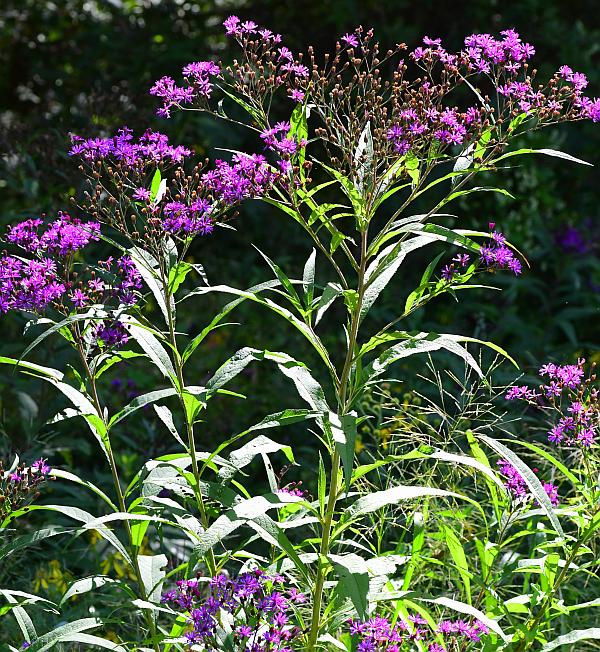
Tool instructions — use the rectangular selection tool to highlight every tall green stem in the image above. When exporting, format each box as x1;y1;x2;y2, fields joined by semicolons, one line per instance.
76;343;160;652
307;230;369;651
159;268;217;577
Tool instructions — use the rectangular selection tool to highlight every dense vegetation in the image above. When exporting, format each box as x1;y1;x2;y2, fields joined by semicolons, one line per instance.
0;2;599;651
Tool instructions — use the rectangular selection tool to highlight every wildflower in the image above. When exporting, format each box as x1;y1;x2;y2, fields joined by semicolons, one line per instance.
341;33;359;48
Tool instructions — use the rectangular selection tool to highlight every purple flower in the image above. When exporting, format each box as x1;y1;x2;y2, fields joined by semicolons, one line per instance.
149;76;195;117
95;321;130;348
223;15;242;36
70;289;89;308
202;153;278;205
69;128;191;165
133;187;151;201
341;33;359;48
31;458;51;475
288;88;305;102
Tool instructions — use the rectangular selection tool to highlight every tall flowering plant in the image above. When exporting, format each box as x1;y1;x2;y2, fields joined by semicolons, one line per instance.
1;17;599;652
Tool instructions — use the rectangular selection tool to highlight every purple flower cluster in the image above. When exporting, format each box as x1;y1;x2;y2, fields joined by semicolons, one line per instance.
202;153;278;205
497;460;560;506
348;613;490;651
162;569;305;650
441;253;471;281
151;60;220;118
505;359;598;449
386;104;479;154
463;30;535;74
1;458;52;522
278;481;308;498
0;256;66;313
1;215;142;350
223;16;282;43
69;127;191;165
411;30;598;123
161;199;214;236
6;214;100;256
260;122;306;157
479;228;522;275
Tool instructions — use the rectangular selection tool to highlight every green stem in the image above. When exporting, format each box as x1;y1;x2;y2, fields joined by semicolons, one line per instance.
159;267;217;577
76;342;160;652
307;230;369;651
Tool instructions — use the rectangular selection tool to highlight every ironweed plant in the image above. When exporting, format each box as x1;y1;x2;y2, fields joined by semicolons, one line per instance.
1;18;599;652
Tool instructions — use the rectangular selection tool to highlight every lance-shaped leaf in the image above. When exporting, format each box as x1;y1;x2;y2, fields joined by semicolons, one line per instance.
491;147;592;166
60;576;127;606
25;618;104;652
183;284;335;377
479;435;565;541
0;356;110;460
542;630;600;652
329;553;370;620
361;235;446;323
325;412;358;493
122;316;177;384
129;246;172;324
208;347;329;412
345;485;467;520
358;333;483;397
219;434;295;482
354;121;373;193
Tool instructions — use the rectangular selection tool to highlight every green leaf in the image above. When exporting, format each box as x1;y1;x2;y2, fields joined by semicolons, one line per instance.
183;286;335;377
329;553;369;619
181;279;281;364
129;246;172;325
302;248;317;307
0;525;73;561
0;356;110;459
404;252;445;313
479;435;566;541
122;316;177;384
25;618;102;651
138;554;168;605
255;246;302;308
440;524;471;602
492;147;592;167
150;168;162;201
359;332;483;394
402;511;425;590
315;283;344;326
541;629;600;652
361;235;441;322
326;412;358;494
218;434;295;482
168;261;194;296
154;404;186;448
440;186;514;208
58;634;126;651
507;112;528;132
2;505;132;565
60;576;125;606
354;121;374;194
207;347;330;412
51;469;118;511
345;485;467;520
108;388;179;428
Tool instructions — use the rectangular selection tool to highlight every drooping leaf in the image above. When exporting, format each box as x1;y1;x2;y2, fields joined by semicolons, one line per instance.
479;435;565;541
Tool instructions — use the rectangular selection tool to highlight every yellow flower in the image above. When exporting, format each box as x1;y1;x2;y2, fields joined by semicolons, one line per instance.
354;435;365;454
33;560;71;594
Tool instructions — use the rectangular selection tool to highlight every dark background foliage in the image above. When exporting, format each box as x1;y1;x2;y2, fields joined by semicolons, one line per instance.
0;0;598;634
